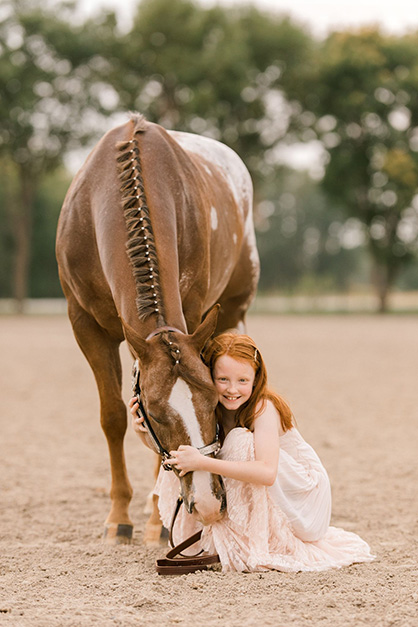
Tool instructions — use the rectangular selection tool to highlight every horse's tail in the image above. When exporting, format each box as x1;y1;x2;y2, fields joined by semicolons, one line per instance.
116;115;165;324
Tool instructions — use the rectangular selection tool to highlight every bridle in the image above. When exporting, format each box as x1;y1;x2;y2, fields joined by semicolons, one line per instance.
131;327;220;471
131;359;220;470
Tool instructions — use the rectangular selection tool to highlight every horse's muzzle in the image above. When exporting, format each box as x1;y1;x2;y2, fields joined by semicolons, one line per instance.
181;473;226;525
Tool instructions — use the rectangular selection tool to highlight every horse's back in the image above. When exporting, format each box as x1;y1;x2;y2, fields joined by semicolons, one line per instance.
167;130;259;310
168;130;253;215
57;118;259;330
56;122;139;327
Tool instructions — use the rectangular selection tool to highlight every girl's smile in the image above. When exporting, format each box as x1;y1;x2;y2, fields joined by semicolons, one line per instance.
213;354;255;411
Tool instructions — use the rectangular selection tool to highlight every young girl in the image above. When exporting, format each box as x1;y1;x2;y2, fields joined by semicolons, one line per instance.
129;333;374;573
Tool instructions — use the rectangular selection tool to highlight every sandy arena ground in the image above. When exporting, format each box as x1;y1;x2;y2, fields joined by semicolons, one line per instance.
1;314;417;627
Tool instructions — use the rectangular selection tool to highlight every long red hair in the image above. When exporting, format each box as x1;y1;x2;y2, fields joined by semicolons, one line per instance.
202;333;293;435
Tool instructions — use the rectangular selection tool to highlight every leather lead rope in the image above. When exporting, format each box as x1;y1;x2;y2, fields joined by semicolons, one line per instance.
168;496;203;558
155;530;220;575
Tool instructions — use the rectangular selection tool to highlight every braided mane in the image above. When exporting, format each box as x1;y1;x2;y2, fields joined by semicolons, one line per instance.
160;330;182;364
160;331;215;393
116;114;165;324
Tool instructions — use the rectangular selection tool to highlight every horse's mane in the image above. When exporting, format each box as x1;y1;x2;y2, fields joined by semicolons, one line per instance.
116;116;214;387
116;114;165;323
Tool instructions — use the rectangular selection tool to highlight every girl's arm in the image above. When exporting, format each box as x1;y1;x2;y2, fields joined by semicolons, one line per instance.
167;401;280;486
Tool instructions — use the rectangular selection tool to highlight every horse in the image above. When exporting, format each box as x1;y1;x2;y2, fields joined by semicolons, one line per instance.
56;113;259;544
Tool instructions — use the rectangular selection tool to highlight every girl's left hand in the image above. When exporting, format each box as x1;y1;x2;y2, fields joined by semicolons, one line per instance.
128;396;148;434
166;445;203;476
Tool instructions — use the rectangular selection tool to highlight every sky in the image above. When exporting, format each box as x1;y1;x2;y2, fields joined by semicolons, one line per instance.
79;0;418;38
64;0;418;173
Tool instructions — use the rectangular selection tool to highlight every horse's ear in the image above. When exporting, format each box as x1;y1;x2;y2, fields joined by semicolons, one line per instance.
190;304;220;350
121;318;150;361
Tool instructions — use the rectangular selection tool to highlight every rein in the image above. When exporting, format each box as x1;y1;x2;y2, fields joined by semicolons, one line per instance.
132;363;173;469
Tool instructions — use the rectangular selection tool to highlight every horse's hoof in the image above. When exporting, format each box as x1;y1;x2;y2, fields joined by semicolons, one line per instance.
103;523;133;545
143;522;163;546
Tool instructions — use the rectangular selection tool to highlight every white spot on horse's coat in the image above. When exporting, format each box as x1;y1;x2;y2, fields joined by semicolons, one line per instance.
169;129;260;289
233;233;237;244
169;131;252;209
203;165;212;176
168;379;205;448
247;226;259;273
179;270;194;294
236;320;246;333
211;206;218;231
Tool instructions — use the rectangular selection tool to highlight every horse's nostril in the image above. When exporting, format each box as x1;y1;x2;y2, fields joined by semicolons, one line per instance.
216;476;226;502
221;492;227;513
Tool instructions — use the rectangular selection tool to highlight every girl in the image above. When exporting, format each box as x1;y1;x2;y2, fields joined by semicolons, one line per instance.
129;333;374;573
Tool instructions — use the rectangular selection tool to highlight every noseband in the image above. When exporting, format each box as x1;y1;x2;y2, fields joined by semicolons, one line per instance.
131;345;220;471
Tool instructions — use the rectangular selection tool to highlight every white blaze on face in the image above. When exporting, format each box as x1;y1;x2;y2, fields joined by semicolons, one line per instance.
168;378;221;522
168;378;205;449
211;206;218;231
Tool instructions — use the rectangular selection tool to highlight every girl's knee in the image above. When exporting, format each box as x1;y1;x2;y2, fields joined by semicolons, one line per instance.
220;428;254;461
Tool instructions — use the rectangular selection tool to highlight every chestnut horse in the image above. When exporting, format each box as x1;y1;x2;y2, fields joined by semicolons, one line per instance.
56;114;259;544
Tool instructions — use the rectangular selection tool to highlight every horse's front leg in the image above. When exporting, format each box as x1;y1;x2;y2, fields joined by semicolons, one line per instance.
101;395;134;545
68;299;133;544
143;453;164;545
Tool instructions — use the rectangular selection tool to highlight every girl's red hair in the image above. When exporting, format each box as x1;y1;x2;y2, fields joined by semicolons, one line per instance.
202;333;293;435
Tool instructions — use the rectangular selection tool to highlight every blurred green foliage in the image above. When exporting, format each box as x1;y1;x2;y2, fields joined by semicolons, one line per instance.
1;0;418;311
0;159;71;296
305;29;418;309
255;168;365;293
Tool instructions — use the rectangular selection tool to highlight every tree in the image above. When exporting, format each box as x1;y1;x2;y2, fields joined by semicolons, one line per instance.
30;167;72;297
0;0;120;308
113;0;314;189
255;168;364;293
306;29;418;311
0;158;17;298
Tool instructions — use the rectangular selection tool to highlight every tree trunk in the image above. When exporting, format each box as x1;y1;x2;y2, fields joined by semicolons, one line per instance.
371;260;398;314
12;170;36;313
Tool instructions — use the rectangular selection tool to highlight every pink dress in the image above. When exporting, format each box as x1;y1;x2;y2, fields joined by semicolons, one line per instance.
155;427;375;573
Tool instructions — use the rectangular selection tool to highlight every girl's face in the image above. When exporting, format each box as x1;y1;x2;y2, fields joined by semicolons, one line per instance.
213;354;256;411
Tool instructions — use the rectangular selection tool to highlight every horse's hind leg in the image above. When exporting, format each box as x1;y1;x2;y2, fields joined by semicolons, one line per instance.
67;298;133;544
216;292;251;334
216;263;259;334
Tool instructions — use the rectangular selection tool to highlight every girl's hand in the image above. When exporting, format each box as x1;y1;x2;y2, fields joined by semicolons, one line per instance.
128;396;148;434
166;445;203;477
